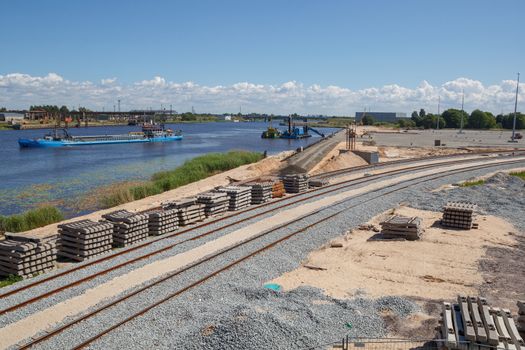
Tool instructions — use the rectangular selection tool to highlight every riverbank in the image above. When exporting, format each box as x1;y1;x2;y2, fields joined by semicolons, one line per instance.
16;149;292;238
98;151;264;208
3;118;227;131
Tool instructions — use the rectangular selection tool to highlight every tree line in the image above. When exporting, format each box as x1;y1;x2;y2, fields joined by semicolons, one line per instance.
395;108;523;130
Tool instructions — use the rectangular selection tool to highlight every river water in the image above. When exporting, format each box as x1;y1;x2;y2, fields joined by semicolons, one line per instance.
0;122;338;216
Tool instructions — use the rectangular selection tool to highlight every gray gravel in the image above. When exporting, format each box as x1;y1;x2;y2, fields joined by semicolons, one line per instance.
408;171;525;230
3;159;525;349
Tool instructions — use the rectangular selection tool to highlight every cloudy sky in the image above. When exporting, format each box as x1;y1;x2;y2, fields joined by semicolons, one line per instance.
1;0;523;115
0;73;523;115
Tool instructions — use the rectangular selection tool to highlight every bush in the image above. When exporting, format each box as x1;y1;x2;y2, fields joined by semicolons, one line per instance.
0;206;64;233
361;115;375;125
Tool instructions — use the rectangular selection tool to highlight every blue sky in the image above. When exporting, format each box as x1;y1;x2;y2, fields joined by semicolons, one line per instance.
0;0;523;114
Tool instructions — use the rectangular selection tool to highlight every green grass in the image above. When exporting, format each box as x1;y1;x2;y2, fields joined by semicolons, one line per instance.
459;179;485;187
101;151;264;208
510;171;525;180
0;206;64;233
0;275;23;288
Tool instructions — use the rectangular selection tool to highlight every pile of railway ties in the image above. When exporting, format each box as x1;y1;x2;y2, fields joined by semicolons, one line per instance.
0;174;322;275
441;296;524;350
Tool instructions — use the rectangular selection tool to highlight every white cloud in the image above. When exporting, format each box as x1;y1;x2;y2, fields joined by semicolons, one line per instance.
0;73;523;115
101;77;117;85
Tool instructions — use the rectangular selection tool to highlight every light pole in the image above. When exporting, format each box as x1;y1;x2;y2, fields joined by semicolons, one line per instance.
436;95;440;130
511;72;520;142
459;89;464;134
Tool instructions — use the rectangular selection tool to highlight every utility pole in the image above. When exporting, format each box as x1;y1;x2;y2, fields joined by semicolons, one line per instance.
118;99;121;113
459;89;465;134
437;95;441;130
170;104;172;118
511;72;520;142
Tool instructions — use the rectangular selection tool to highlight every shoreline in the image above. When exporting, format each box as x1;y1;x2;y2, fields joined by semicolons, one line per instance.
12;149;294;238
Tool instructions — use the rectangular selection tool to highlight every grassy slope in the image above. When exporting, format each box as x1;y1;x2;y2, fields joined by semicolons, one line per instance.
101;150;263;207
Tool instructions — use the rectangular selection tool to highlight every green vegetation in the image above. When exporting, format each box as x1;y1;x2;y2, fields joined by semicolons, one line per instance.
0;206;64;233
101;151;264;207
0;275;23;288
510;171;525;180
308;117;355;128
406;108;524;130
361;115;375;126
459;179;485;187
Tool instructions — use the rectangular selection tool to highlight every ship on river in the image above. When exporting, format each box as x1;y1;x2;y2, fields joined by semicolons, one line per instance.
18;123;182;148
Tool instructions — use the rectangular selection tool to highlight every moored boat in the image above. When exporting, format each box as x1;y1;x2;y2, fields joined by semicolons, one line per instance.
18;124;182;148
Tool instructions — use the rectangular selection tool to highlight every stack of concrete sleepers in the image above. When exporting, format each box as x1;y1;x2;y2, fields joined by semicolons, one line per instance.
308;178;328;188
379;215;423;240
271;180;285;198
102;210;149;247
441;296;524;350
517;301;525;333
197;192;229;217
248;181;273;204
0;233;57;277
165;198;206;226
282;174;309;193
217;186;252;211
58;219;113;261
148;208;179;236
441;202;478;230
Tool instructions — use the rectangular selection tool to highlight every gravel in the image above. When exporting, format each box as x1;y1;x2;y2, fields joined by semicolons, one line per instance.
408;171;525;230
3;160;525;349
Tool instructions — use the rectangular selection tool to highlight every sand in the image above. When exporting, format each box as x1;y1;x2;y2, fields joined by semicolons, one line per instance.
271;206;518;301
309;142;369;175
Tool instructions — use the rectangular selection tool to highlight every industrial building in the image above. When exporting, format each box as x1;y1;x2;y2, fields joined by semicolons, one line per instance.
355;111;407;123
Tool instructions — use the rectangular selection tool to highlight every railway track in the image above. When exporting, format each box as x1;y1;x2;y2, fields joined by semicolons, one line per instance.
0;153;519;316
3;151;519;304
11;157;525;350
311;149;525;179
0;153;520;315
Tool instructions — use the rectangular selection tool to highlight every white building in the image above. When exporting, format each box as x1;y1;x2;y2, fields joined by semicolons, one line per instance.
0;112;25;123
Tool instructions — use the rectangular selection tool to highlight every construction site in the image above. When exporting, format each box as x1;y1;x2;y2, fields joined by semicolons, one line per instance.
0;125;524;350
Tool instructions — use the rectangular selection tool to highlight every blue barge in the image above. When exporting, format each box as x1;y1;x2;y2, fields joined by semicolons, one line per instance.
18;124;182;148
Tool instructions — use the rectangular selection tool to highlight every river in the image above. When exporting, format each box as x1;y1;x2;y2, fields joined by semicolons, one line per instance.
0;122;338;217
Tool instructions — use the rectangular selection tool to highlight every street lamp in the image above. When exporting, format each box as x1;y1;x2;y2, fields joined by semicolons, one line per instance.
511;72;520;142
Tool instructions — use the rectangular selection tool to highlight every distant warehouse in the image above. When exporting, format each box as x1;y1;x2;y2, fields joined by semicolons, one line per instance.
355;112;406;123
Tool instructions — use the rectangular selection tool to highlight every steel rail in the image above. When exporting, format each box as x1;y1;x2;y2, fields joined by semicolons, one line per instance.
16;158;525;350
312;149;525;179
0;155;515;315
1;151;518;301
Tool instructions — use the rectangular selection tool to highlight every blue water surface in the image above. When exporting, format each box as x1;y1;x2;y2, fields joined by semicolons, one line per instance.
0;122;338;216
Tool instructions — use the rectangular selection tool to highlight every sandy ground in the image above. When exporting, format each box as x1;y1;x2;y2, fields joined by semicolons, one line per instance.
22;151;292;239
310;142;369;174
271;207;518;302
